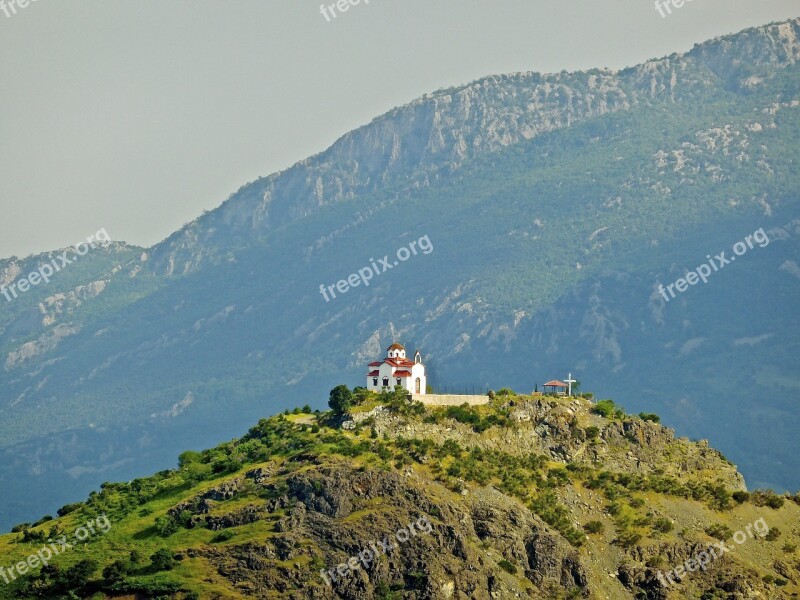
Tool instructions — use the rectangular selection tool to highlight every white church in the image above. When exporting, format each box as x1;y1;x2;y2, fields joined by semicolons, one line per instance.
366;343;427;395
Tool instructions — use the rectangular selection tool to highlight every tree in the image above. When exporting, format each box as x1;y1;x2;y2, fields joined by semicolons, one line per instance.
328;385;353;415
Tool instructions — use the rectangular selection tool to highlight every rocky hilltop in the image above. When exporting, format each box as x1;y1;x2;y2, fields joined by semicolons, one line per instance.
1;389;798;599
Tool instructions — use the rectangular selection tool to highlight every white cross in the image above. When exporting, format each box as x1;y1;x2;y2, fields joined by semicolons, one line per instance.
565;373;577;396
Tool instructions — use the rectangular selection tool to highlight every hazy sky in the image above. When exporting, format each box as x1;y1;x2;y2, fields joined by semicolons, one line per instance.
1;0;797;258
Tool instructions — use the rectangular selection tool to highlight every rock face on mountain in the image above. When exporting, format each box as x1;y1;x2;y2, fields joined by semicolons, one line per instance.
147;19;800;275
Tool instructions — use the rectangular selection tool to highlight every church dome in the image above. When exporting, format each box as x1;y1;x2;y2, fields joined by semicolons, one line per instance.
387;343;405;351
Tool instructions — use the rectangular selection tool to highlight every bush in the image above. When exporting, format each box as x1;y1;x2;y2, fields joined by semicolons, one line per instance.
211;530;237;543
592;400;623;419
765;527;781;541
583;521;604;534
495;388;516;397
751;490;785;509
154;515;179;537
615;530;643;548
705;524;733;540
584;426;600;440
498;559;517;574
102;559;130;583
150;548;176;571
638;413;661;423
652;517;673;533
56;503;82;517
732;491;750;504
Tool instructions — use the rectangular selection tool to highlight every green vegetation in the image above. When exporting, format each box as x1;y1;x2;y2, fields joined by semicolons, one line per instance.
591;400;625;420
1;389;799;598
498;559;518;575
328;384;354;415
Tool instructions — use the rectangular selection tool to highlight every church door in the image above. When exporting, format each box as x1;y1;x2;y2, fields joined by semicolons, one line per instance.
415;378;421;393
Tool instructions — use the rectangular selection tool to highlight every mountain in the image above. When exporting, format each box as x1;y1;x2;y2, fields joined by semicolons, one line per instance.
1;391;798;599
1;18;799;530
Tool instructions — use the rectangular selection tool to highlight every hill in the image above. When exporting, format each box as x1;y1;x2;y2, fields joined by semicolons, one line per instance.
0;18;799;529
0;389;799;599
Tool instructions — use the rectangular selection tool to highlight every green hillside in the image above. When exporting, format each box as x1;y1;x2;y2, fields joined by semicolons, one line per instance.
1;389;799;599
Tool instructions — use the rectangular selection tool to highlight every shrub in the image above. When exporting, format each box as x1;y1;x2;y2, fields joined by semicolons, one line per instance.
652;517;673;533
57;503;82;517
732;491;750;504
154;515;179;537
102;559;130;583
150;548;176;571
585;426;600;440
705;524;733;540
498;559;517;575
638;413;661;423
583;521;604;534
615;530;643;548
751;490;785;509
211;530;237;543
765;528;781;541
592;400;620;419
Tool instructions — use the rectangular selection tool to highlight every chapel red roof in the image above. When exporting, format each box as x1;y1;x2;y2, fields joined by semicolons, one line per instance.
385;358;414;367
367;370;380;377
393;370;412;377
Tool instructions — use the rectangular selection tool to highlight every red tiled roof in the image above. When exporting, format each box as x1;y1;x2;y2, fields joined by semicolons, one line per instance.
543;380;568;387
385;358;415;367
393;370;412;377
367;370;379;377
387;343;405;350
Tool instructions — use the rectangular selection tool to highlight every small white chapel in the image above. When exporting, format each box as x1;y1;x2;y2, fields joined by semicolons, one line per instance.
366;343;427;395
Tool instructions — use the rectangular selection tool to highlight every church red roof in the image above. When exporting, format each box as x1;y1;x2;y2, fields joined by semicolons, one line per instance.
367;370;379;377
393;370;412;377
385;358;414;367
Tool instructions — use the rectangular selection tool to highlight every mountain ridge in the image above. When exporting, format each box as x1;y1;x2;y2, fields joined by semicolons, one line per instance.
0;17;798;530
